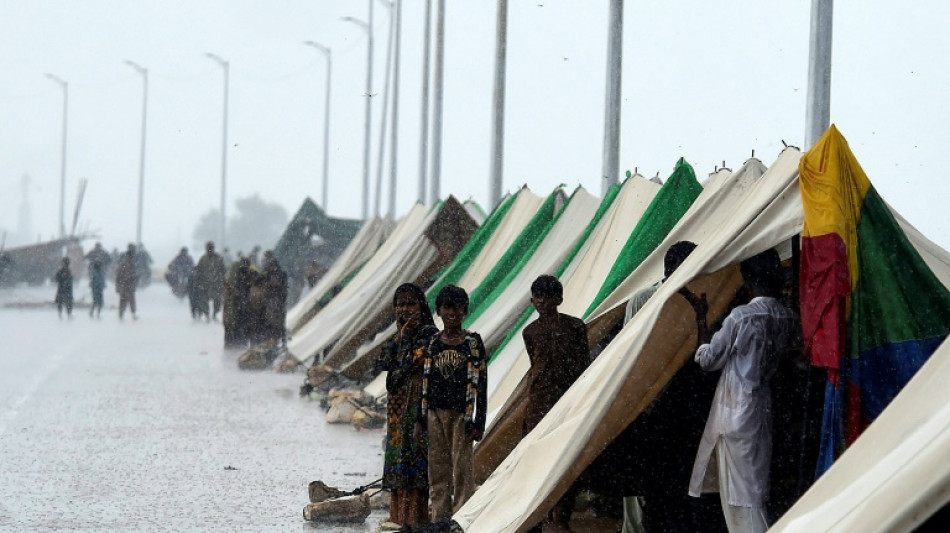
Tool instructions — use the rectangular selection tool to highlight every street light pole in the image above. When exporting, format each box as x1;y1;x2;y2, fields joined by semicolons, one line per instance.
45;73;68;238
206;53;230;249
125;60;148;246
304;41;332;213
417;0;433;205
373;0;394;218
388;0;402;217
489;0;509;210
343;1;374;220
602;0;623;195
430;0;446;204
805;0;834;148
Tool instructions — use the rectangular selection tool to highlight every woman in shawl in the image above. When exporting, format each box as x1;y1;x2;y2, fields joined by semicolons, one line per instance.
376;283;438;528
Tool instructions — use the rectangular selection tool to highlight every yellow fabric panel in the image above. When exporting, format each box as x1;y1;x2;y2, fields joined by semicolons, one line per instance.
799;124;871;290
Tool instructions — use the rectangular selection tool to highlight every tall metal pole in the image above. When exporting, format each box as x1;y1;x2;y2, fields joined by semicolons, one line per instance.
373;1;394;218
206;53;230;248
805;0;834;149
489;0;509;210
45;74;68;238
343;5;374;220
126;61;148;245
388;0;402;217
417;0;433;205
304;41;332;213
602;0;623;195
430;0;446;204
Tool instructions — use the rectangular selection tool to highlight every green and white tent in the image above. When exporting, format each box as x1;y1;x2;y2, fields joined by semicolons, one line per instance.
354;187;568;380
454;145;950;532
462;186;601;351
349;187;553;382
484;174;661;414
485;160;706;421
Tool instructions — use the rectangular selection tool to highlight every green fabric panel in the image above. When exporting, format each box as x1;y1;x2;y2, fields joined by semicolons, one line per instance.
462;189;562;327
849;186;950;356
465;187;578;327
488;183;623;363
583;158;703;318
425;192;517;309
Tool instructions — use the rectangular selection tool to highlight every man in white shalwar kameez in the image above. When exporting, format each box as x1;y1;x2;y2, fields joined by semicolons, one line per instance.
685;249;800;533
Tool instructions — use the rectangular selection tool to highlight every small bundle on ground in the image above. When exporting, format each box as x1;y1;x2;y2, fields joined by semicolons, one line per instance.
237;339;283;370
302;493;370;523
302;479;385;525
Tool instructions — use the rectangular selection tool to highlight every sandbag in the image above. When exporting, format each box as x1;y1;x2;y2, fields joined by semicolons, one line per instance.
325;400;357;424
302;493;370;523
351;406;386;430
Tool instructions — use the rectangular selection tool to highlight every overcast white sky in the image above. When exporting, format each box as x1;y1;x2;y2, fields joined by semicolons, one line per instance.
1;1;948;261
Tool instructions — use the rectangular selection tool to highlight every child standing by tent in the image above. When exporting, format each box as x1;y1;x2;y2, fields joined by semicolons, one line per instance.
522;274;590;532
415;285;488;524
376;283;439;529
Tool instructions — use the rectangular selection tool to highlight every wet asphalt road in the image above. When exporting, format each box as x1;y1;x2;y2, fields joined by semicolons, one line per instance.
0;285;385;532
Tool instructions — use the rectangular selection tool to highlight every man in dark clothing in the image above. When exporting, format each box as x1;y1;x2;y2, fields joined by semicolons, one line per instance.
115;244;139;320
522;275;590;532
53;257;74;318
166;247;195;299
227;256;256;347
194;241;226;321
85;242;112;273
261;251;288;343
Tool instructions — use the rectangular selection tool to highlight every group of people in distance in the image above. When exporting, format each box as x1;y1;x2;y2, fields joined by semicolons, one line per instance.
167;241;289;349
52;242;145;320
376;243;799;533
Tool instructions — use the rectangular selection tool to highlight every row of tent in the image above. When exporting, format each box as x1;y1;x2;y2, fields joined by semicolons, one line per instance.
283;126;950;532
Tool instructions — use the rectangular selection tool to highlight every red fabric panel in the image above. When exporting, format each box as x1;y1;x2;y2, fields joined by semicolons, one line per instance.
800;233;851;369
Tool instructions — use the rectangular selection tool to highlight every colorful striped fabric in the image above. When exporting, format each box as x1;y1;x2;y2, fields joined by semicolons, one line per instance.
799;125;950;476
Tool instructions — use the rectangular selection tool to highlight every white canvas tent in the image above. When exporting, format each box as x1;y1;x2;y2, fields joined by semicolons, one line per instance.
769;336;950;532
484;176;663;415
347;187;549;382
464;186;602;351
287;198;478;367
285;216;393;333
454;146;950;532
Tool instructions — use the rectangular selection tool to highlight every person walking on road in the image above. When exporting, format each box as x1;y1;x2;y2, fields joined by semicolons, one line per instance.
53;257;74;319
115;244;139;320
194;241;226;322
89;260;106;318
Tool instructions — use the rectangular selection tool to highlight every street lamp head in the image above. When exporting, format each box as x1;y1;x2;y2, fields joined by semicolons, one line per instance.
124;60;147;75
303;40;331;55
206;52;228;66
341;16;370;31
45;73;67;86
